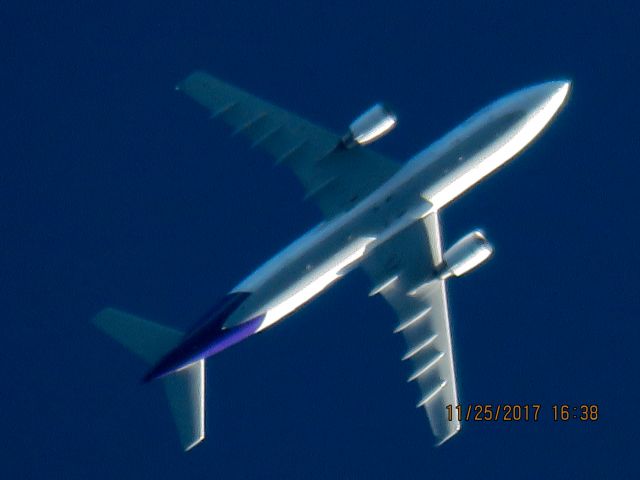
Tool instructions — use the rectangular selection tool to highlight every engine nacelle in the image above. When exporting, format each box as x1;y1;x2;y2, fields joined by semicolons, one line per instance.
443;231;493;278
342;103;397;148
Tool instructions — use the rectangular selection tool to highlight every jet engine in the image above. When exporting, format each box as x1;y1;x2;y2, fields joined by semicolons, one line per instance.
342;103;397;148
442;231;493;278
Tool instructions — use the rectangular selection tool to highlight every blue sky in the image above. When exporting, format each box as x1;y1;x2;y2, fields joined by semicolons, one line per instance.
3;1;638;478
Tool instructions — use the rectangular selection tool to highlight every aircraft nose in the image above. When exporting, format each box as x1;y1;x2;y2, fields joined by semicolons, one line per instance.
546;79;571;104
526;79;572;113
500;79;571;129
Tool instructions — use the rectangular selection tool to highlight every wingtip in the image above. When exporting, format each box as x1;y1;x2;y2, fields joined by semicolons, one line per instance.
91;307;117;330
175;70;208;93
183;434;205;452
434;428;460;447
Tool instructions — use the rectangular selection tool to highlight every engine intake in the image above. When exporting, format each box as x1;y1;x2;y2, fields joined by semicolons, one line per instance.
443;231;493;278
342;103;397;148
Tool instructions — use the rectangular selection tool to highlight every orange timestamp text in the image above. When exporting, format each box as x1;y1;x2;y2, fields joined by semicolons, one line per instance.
446;404;600;422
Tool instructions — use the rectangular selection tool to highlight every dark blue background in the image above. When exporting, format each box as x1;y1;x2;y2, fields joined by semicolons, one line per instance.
3;1;638;478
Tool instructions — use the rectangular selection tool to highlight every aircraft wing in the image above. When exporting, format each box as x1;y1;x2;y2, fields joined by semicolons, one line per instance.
178;71;400;218
361;211;461;445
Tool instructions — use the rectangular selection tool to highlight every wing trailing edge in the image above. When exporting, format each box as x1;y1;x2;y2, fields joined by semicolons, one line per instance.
361;213;461;446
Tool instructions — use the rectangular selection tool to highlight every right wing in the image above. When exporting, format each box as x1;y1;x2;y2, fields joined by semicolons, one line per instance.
361;211;461;445
177;71;400;219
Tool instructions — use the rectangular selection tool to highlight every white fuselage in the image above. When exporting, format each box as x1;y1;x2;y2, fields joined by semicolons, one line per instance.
224;81;570;332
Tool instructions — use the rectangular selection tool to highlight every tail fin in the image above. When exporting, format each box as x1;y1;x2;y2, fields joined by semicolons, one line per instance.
92;308;206;451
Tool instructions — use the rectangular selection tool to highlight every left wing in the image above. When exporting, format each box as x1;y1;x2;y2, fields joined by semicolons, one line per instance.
361;211;461;445
178;71;400;219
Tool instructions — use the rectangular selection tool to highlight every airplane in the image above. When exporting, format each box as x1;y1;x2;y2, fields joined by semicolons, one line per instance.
93;72;571;451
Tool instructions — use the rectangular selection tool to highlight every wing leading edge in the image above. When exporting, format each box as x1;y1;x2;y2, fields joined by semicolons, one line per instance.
362;211;461;445
177;71;400;219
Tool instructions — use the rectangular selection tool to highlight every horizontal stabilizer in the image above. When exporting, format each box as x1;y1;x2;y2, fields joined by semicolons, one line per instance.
92;308;183;365
92;308;206;450
163;360;206;451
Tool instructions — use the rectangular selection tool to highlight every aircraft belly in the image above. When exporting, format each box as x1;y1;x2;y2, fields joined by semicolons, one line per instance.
255;238;373;332
225;233;376;330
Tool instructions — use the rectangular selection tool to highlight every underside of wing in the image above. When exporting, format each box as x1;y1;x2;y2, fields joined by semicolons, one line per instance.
361;211;461;445
178;71;400;218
